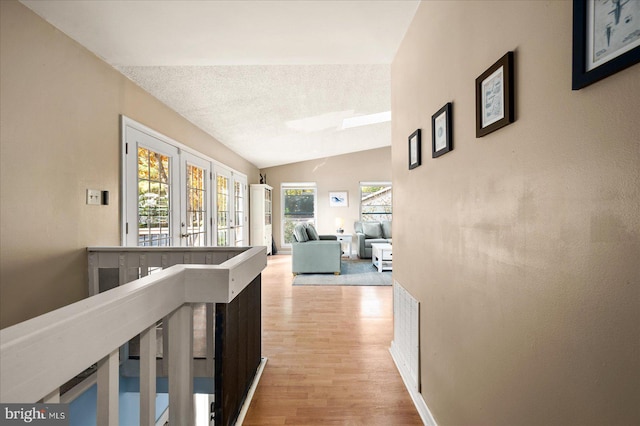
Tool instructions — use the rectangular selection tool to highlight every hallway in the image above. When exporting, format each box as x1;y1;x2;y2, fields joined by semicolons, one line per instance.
243;255;422;425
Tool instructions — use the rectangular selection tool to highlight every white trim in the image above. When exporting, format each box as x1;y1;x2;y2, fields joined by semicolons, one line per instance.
235;357;268;425
389;346;437;426
359;181;391;186
155;406;169;426
60;372;97;404
281;182;317;188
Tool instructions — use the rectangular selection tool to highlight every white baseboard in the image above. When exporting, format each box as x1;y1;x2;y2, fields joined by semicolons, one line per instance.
236;357;268;425
389;346;437;426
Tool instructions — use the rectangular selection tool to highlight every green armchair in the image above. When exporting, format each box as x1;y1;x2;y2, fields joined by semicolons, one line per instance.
291;223;341;275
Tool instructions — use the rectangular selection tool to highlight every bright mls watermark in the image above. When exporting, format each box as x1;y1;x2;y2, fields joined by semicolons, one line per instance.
0;404;68;426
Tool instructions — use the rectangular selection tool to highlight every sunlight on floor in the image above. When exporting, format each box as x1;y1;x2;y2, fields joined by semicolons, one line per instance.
359;286;385;317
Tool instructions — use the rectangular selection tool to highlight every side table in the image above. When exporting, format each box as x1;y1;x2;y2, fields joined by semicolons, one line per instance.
335;234;354;259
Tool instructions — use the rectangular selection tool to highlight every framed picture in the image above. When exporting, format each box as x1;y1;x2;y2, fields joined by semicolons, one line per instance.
432;102;453;158
329;191;348;207
572;0;640;90
408;129;421;169
475;51;515;138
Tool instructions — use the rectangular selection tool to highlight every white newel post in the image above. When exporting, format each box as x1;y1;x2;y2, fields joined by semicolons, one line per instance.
97;350;119;426
168;303;194;425
140;325;157;426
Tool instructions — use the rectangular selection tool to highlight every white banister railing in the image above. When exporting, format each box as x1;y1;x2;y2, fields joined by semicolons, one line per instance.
0;245;266;425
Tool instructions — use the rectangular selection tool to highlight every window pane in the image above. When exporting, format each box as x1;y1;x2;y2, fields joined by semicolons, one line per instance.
186;164;206;247
361;185;392;222
217;175;230;246
138;147;171;246
283;187;316;245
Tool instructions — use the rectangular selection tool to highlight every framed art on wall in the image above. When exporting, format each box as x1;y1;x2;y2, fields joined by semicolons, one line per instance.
329;191;348;207
408;129;421;169
475;51;515;138
572;0;640;90
432;102;452;158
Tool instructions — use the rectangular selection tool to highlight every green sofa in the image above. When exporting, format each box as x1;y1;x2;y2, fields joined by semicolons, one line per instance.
354;220;392;259
291;223;341;275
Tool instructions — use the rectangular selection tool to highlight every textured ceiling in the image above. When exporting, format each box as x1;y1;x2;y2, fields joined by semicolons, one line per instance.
21;0;419;168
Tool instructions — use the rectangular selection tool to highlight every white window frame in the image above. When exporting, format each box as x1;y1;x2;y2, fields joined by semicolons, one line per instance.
281;182;317;248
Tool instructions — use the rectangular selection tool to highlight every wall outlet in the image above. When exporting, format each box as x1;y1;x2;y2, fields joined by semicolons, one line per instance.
86;189;101;205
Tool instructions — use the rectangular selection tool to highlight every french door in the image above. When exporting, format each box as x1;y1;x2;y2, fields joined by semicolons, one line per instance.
122;117;248;248
181;152;211;247
215;168;232;247
233;178;247;246
124;125;180;247
214;167;248;247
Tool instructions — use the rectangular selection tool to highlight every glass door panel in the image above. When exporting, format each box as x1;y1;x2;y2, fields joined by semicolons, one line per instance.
138;147;172;246
181;152;211;247
216;172;231;247
184;164;207;246
234;180;245;246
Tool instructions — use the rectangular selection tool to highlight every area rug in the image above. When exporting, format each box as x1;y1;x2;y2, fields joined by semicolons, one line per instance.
292;259;392;286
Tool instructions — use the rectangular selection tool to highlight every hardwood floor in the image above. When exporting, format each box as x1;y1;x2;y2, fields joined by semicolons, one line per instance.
243;255;422;425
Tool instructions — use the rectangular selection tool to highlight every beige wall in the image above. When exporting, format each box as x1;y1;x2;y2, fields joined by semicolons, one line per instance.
392;1;639;425
260;147;391;252
0;1;259;328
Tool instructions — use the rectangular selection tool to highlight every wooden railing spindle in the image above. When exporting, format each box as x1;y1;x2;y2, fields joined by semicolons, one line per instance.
97;350;119;426
140;324;157;426
168;303;194;425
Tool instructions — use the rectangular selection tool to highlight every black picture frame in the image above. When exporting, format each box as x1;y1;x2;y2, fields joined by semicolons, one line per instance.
408;129;421;169
432;102;453;158
572;0;640;90
475;51;515;138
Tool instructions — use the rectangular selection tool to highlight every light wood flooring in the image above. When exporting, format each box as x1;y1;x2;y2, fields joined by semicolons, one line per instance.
243;255;422;425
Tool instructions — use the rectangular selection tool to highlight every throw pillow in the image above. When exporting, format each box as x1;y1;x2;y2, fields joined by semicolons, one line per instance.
362;222;383;239
306;223;320;240
293;224;309;242
382;221;392;239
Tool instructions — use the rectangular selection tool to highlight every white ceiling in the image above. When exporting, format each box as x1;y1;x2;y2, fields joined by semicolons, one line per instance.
20;0;420;168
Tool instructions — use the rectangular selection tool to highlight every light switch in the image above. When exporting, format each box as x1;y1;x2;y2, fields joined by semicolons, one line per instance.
87;189;101;205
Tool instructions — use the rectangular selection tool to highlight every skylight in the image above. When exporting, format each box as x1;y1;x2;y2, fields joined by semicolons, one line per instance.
341;111;391;129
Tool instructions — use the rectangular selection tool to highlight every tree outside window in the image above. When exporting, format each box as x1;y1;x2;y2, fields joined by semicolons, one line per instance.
282;186;316;245
360;184;392;222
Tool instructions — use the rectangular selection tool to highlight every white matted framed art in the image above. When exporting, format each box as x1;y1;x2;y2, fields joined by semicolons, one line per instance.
329;191;348;207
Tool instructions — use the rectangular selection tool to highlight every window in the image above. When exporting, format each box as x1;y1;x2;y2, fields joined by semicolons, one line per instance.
360;182;392;222
282;183;316;246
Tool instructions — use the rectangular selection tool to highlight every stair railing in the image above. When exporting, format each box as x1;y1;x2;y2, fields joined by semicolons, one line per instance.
0;245;266;426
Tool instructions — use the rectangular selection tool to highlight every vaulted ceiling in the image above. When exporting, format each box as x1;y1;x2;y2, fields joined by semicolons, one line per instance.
21;0;419;168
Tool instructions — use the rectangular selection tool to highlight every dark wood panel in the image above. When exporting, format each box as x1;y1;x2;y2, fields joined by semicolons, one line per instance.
215;275;262;425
